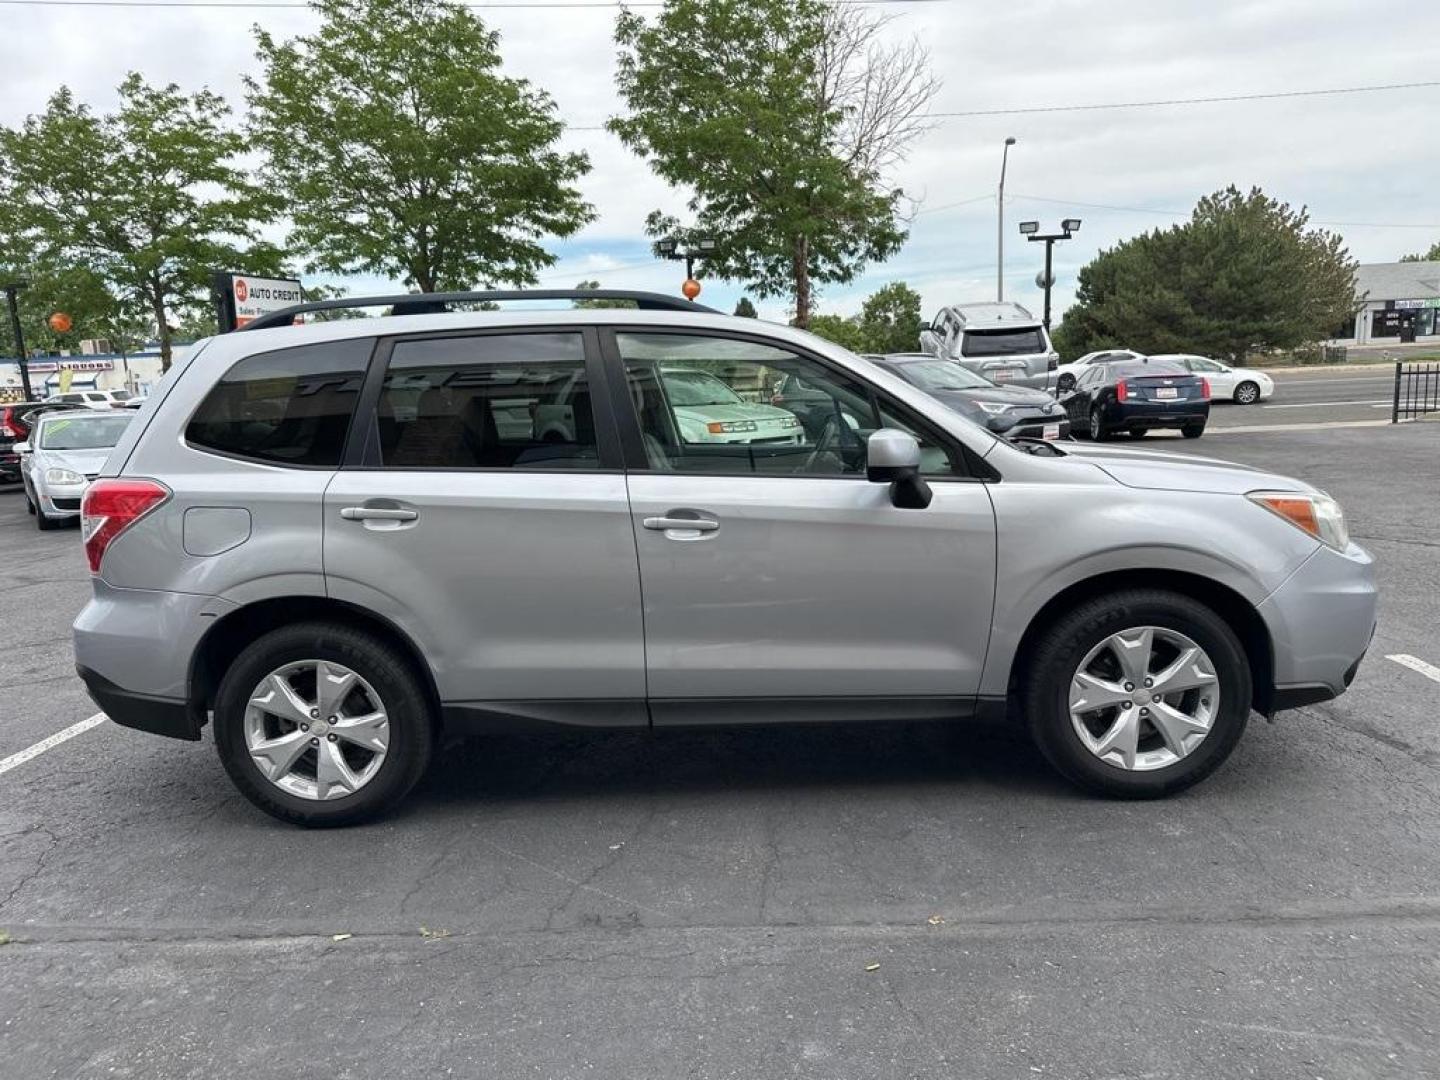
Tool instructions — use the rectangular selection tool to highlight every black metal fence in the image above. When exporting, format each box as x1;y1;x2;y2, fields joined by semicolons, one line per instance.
1392;362;1440;423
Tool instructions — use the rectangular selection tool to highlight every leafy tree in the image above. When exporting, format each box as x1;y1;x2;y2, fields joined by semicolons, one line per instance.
733;297;758;318
805;313;867;352
1400;241;1440;263
610;0;934;328
572;279;637;309
248;0;594;294
1059;186;1357;363
1;76;282;368
854;281;922;353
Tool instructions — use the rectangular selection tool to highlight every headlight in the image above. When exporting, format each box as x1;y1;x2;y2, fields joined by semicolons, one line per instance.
975;401;1013;415
45;467;85;485
1247;491;1349;550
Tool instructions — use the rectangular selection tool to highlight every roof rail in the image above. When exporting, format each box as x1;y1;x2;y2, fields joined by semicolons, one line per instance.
237;289;719;332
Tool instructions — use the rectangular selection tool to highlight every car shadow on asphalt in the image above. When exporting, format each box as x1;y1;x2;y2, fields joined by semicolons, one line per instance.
413;718;1074;811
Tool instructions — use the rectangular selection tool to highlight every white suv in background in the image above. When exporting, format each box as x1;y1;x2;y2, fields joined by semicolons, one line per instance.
918;302;1059;389
44;389;134;410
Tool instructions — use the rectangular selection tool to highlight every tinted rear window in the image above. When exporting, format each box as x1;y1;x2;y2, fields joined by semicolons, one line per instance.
1111;360;1188;378
961;328;1046;357
186;339;371;466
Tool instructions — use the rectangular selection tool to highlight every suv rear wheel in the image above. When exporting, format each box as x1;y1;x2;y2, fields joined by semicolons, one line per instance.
1023;589;1251;798
213;622;435;826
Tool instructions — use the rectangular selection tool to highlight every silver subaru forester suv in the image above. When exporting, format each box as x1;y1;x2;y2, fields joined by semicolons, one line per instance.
73;291;1377;826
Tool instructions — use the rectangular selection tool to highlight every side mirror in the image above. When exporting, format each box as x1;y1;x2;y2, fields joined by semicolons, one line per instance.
12;442;29;454
865;429;932;510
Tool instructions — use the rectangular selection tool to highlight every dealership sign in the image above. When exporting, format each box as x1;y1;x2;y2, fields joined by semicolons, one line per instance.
23;359;115;373
1392;297;1440;310
212;272;305;332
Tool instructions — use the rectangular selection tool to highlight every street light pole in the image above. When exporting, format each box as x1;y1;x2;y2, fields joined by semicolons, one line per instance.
997;136;1016;303
2;281;35;401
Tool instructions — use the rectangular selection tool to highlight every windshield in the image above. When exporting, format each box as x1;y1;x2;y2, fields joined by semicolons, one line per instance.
662;370;744;407
961;327;1046;357
38;413;132;450
895;360;992;392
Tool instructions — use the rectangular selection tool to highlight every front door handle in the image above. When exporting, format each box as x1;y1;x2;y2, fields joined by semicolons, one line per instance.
340;506;418;522
643;516;719;532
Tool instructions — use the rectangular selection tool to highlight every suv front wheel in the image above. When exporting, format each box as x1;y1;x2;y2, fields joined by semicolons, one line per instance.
1023;589;1251;798
213;622;435;826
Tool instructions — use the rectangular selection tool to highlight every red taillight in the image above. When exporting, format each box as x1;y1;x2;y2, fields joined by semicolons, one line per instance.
1200;377;1211;400
81;479;170;574
0;409;17;439
1116;379;1129;402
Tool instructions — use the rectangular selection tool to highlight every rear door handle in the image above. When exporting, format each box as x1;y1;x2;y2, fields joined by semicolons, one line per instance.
340;507;418;522
643;516;719;532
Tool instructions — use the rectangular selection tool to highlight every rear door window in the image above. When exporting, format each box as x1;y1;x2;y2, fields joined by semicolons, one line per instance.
186;339;371;467
371;332;599;470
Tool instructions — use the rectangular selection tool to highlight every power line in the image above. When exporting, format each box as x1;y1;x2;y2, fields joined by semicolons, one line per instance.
0;0;943;7
928;80;1440;118
1011;193;1440;230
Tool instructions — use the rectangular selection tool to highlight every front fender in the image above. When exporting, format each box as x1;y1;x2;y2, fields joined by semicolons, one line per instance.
980;483;1318;696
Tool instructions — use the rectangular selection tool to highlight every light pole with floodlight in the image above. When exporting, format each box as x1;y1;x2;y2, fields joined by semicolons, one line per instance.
1;279;35;401
996;137;1016;302
1018;218;1081;331
655;236;719;300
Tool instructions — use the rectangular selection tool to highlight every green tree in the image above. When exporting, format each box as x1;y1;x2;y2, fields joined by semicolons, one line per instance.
572;279;636;309
1059;186;1357;363
854;281;922;353
733;296;758;318
1;76;282;368
1399;241;1440;263
804;313;867;352
610;0;934;329
248;0;594;294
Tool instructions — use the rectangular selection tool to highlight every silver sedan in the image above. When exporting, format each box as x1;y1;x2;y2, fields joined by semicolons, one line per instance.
18;410;133;531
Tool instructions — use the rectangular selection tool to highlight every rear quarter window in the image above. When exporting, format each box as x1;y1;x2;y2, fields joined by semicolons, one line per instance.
186;339;372;467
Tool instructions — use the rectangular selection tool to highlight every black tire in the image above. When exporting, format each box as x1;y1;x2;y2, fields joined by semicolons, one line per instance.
1057;374;1076;393
213;622;435;827
25;494;36;515
1023;589;1251;798
1126;428;1147;439
1181;422;1206;439
1233;381;1260;405
1089;408;1110;442
36;508;60;530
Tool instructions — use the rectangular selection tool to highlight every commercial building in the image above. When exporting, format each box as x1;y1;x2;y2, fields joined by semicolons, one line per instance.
1339;261;1440;345
0;345;181;404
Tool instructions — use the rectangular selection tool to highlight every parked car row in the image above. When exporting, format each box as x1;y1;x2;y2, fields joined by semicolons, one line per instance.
7;409;135;529
1056;349;1274;403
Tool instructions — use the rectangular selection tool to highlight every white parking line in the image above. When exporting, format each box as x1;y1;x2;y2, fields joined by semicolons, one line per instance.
1262;399;1392;409
0;713;107;777
1387;654;1440;685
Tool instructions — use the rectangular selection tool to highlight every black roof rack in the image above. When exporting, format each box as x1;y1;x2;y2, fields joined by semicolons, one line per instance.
237;289;718;332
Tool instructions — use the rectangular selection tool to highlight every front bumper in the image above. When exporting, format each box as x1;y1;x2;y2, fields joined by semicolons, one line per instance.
1000;413;1070;440
37;480;87;518
1259;541;1378;711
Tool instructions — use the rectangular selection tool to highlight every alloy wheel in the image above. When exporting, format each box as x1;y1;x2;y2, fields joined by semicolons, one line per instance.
1235;382;1259;404
1068;626;1220;771
243;660;390;800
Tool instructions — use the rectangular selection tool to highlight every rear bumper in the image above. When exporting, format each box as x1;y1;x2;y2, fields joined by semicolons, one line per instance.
77;664;202;740
1109;404;1209;429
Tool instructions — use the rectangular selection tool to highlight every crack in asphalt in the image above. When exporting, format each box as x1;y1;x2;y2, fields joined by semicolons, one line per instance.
9;895;1440;948
0;822;60;914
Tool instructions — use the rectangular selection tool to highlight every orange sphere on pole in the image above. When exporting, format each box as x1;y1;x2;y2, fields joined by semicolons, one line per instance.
48;311;73;334
681;279;702;301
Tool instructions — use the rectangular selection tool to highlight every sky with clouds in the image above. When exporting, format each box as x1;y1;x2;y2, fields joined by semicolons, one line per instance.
4;0;1439;325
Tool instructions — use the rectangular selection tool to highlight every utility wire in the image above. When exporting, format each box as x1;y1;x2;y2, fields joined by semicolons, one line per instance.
928;80;1440;118
0;0;945;7
1011;193;1440;230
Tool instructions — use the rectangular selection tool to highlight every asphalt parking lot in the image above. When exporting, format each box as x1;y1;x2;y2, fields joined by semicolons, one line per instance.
2;415;1439;1079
